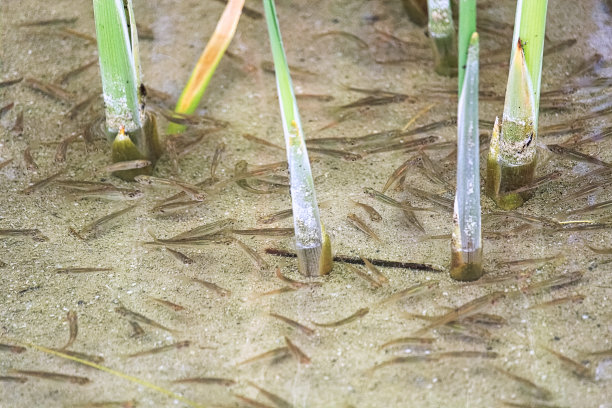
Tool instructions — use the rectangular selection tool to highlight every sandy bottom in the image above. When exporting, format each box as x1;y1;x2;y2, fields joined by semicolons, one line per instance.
1;0;611;407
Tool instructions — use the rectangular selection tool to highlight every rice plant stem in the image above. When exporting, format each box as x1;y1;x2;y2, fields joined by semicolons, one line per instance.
92;0;142;133
510;0;548;123
458;0;476;92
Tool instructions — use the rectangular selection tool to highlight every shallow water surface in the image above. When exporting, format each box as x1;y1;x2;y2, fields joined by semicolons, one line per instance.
1;0;611;407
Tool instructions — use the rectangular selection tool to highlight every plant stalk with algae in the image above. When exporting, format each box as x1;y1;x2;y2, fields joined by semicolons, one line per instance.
263;0;332;277
168;0;244;135
486;0;548;209
451;32;482;281
93;0;160;179
427;0;457;76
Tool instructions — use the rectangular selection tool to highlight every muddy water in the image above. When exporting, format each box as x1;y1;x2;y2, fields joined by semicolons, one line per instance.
1;0;611;407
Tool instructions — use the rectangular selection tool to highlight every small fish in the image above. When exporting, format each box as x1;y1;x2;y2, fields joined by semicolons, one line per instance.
126;340;191;358
69;400;136;408
209;142;226;181
414;291;506;335
363;188;433;212
258;208;293;224
11;111;23;133
21;169;65;194
0;102;14;118
378;337;436;350
275;267;317;289
566;199;612;216
10;369;89;385
165;247;194;265
315;30;368;49
24;77;73;101
284;336;311;365
586;244;612;254
66;94;97;119
521;271;584;294
149;297;185;311
57;59;97;84
191;277;231;297
0;228;48;242
71;204;137;240
419;150;450;187
247;380;294;408
18;17;78;26
55;134;80;163
296;93;334;101
254;286;296;298
115;306;176;333
142;234;232;248
528;294;585;310
505;171;563;195
312;307;369;327
172;377;236;386
497;254;564;269
346;264;382;288
0;343;27;353
498;400;567;408
230;228;294;237
492;366;553;401
261;60;315;76
23;146;39;171
62;310;78;350
269;313;315;336
135;175;205;201
347;213;381;242
0;77;23;87
237;346;290;366
351;200;382;222
365;135;439;154
129;321;144;337
234;394;276;408
376;282;438;306
55;267;113;274
359;255;388;284
243;133;285;150
232;237;270;270
57;27;97;44
587;348;612;358
307;146;362;161
170;218;236;240
150;199;203;214
52;349;104;364
547;144;612;168
340;94;410;110
104;160;151;173
0;376;27;383
542;346;593;380
0;158;14;170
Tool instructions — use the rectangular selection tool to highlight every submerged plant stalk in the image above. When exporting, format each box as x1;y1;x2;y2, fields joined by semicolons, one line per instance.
451;32;482;281
93;0;160;180
168;0;245;134
485;0;547;209
263;0;332;276
93;0;142;133
427;0;457;76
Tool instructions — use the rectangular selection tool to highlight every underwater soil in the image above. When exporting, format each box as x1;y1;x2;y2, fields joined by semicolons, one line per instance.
1;0;611;407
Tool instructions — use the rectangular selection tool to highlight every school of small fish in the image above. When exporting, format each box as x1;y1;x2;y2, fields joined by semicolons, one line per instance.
0;2;610;407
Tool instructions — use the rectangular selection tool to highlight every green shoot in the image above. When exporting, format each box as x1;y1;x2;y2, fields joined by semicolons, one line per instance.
510;0;548;123
168;0;245;134
486;0;547;209
93;0;160;180
427;0;457;76
451;32;482;281
457;0;476;91
263;0;332;276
